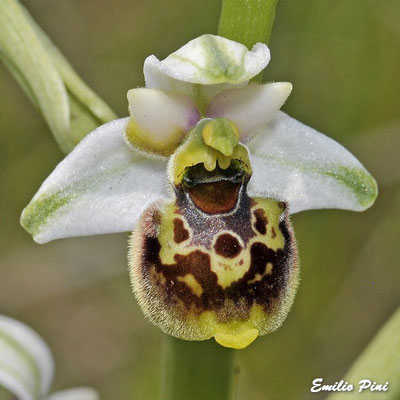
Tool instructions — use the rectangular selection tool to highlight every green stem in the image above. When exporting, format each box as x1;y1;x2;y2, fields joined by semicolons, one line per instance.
218;0;279;82
160;336;235;400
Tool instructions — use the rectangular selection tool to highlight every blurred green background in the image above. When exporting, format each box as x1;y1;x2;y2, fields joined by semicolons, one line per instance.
0;1;399;399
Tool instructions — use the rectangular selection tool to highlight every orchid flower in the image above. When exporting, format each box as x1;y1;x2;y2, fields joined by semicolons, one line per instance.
0;315;99;400
21;35;377;350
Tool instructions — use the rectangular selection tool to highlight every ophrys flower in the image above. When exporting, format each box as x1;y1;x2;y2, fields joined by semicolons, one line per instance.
21;35;377;349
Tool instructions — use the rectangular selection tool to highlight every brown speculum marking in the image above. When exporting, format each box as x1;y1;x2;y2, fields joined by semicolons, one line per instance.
173;218;189;243
254;208;268;235
214;233;242;258
143;237;224;310
139;161;295;321
141;218;292;319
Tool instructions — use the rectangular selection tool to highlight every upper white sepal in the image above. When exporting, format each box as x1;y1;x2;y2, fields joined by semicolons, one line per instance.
145;34;270;86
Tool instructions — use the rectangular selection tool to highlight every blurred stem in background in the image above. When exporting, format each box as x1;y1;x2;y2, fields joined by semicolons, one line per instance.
159;1;279;399
0;0;117;154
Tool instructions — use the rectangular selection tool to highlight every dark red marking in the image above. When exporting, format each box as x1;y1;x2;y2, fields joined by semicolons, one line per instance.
143;237;224;310
173;218;189;243
187;181;240;214
141;216;294;319
214;233;242;258
253;208;268;235
271;227;276;238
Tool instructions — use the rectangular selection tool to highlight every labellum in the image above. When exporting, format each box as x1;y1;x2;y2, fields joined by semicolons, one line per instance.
130;119;298;349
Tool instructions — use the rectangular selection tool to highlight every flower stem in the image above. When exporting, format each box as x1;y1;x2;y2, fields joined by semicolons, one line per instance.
218;0;279;82
160;336;235;400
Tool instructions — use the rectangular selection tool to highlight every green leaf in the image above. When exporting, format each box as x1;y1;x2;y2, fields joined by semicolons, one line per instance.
0;0;117;154
0;0;71;153
19;3;117;130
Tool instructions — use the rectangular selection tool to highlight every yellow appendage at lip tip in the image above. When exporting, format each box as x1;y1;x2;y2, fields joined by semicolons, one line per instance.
214;328;259;349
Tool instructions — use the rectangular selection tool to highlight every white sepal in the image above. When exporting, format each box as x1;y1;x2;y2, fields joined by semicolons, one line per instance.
146;34;270;86
21;118;168;243
143;35;269;111
144;54;246;111
0;315;54;400
207;82;292;142
45;388;99;400
247;112;378;213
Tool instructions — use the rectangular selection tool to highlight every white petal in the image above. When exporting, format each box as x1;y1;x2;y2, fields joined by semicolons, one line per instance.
207;82;292;142
0;315;54;400
247;112;378;213
45;388;99;400
21;118;168;244
127;88;199;155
